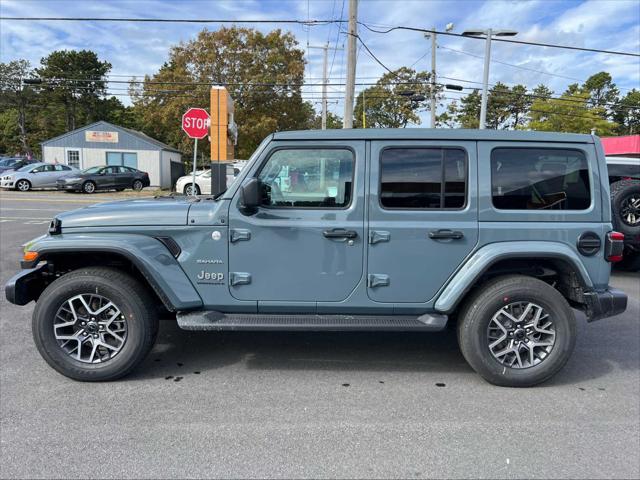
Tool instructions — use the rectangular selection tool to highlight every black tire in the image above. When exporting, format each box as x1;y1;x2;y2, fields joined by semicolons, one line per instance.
32;267;159;381
611;179;640;240
82;181;96;194
115;188;125;192
132;180;144;191
457;275;576;387
183;183;200;195
15;179;31;191
614;248;640;272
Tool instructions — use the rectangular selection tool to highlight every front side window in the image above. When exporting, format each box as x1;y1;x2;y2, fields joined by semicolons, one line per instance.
258;148;354;208
491;148;591;210
380;148;467;209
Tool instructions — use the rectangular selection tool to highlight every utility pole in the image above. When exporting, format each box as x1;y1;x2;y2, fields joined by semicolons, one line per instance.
462;28;518;129
429;27;437;128
310;43;343;129
343;0;358;128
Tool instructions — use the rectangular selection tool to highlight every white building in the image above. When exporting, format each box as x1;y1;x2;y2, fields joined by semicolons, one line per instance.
41;121;183;188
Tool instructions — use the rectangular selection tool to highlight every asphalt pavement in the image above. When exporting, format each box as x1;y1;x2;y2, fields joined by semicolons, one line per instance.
1;190;639;479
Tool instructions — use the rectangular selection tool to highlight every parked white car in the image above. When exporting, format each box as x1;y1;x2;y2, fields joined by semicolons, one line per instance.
1;162;79;191
175;161;246;195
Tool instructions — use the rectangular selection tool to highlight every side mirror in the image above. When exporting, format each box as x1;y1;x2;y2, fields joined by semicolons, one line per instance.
239;178;261;215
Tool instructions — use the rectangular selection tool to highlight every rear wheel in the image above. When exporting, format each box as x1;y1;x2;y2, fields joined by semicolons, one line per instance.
457;275;576;387
15;179;31;191
82;181;96;194
183;183;200;195
132;179;144;191
32;267;158;381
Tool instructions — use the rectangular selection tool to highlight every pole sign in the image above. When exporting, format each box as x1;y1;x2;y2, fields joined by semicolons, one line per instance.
182;108;210;139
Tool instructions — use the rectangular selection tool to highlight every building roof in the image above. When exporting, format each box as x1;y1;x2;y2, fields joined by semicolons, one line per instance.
600;135;640;156
272;128;595;143
41;121;181;153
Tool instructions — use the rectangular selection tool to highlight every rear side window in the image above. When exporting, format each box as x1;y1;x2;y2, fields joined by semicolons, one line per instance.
380;148;467;209
491;148;590;210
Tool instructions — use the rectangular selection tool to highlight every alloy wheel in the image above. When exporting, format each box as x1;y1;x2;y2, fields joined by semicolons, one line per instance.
83;182;95;193
487;301;556;369
133;180;143;191
53;293;128;364
620;194;640;226
16;180;30;191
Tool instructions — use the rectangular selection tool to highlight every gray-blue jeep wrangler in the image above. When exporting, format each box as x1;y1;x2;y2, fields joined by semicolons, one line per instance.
5;129;628;387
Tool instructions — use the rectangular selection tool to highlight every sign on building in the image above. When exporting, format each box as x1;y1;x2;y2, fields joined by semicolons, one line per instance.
85;130;119;143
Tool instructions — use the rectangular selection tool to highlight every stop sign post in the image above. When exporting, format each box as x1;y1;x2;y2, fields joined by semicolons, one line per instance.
182;108;211;196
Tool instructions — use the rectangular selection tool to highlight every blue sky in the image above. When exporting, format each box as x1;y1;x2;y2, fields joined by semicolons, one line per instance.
1;0;639;124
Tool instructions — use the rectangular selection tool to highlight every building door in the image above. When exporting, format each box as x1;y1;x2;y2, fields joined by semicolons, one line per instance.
367;141;479;304
227;142;365;306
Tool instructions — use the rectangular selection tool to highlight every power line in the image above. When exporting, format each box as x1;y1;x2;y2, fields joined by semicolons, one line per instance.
3;16;638;57
358;23;640;57
0;16;343;25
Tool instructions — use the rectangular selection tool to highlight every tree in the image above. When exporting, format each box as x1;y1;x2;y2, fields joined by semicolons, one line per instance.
529;87;617;135
456;89;481;128
583;71;619;115
0;60;36;154
353;67;439;128
308;111;343;129
36;50;112;131
131;27;313;160
612;89;640;135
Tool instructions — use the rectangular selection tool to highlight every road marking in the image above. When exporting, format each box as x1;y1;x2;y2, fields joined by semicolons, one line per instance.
0;208;69;212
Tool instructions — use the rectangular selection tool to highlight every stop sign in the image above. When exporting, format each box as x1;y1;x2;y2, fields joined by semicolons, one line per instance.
182;108;210;139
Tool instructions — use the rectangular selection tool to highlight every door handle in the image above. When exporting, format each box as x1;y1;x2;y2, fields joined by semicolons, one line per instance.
323;229;358;239
429;229;464;240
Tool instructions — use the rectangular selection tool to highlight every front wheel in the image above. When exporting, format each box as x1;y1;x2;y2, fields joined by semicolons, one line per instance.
183;183;200;195
457;275;576;387
32;267;158;381
15;179;31;191
132;180;144;191
82;181;96;194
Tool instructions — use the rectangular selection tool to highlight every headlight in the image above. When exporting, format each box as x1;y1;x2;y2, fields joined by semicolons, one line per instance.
63;177;82;182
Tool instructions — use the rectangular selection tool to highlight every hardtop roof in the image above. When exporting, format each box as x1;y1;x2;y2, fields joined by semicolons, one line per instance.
272;128;595;143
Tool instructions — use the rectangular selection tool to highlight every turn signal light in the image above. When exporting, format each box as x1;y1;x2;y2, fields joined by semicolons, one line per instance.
23;251;39;262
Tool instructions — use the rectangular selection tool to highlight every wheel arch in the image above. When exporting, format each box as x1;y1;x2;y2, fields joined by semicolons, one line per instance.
434;242;593;314
11;234;203;311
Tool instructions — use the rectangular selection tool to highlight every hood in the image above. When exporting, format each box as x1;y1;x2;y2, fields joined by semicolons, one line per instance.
57;197;195;228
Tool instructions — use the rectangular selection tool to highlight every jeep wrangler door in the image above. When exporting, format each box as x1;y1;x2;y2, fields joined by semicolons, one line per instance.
228;142;365;305
367;141;478;303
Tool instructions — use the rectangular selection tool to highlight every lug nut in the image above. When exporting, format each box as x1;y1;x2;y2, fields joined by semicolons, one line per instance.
80;321;86;326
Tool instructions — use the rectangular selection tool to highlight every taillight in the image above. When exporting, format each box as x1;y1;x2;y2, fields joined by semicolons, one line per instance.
605;231;625;262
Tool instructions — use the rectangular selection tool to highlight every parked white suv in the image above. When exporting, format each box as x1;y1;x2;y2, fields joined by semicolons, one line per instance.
175;161;246;195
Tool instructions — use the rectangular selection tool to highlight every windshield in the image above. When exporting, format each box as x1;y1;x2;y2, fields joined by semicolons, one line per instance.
82;166;102;174
17;164;34;172
215;137;270;199
0;159;16;167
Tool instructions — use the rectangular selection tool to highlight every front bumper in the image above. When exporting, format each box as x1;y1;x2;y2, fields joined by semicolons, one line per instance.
1;180;14;188
5;263;49;305
57;182;81;191
584;288;627;322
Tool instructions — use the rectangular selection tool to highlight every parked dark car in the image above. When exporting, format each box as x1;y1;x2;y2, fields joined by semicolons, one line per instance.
56;165;150;193
0;157;38;175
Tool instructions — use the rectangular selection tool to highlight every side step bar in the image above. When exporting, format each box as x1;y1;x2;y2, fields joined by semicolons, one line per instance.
177;311;448;332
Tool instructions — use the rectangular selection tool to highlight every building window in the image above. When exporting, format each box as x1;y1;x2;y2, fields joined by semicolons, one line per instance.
106;152;138;169
380;148;467;209
67;150;80;169
258;148;354;208
491;148;591;210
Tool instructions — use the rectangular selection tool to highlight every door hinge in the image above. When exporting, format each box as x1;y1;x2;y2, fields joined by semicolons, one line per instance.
230;229;251;243
368;274;390;288
368;230;390;244
229;272;252;286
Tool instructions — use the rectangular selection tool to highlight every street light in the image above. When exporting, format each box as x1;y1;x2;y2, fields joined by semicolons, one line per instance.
462;28;518;129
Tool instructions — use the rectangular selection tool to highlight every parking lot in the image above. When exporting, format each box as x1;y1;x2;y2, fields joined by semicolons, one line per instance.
0;190;638;479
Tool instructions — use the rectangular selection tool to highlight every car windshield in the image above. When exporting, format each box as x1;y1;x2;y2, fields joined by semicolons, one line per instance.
0;159;16;166
82;166;102;174
17;164;35;172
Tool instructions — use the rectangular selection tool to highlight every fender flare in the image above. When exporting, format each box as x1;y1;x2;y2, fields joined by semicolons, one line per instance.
27;233;203;311
434;241;594;313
